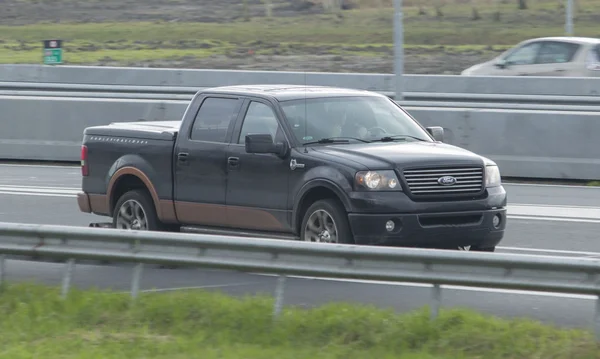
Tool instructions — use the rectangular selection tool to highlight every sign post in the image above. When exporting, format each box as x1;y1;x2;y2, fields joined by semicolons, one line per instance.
43;40;63;65
393;0;404;101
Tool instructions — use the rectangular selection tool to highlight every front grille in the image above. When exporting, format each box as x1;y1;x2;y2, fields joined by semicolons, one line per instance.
403;166;484;197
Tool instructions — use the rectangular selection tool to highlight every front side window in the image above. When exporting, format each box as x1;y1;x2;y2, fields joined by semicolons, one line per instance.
238;101;283;144
278;96;432;145
504;42;542;65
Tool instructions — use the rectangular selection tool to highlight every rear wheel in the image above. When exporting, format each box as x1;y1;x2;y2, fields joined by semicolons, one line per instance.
112;189;180;268
113;189;161;231
300;199;354;244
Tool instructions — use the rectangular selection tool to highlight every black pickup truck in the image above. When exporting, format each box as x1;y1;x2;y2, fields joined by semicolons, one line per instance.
77;85;507;251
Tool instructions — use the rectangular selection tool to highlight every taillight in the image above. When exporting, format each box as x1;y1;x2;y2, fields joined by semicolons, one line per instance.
81;145;89;176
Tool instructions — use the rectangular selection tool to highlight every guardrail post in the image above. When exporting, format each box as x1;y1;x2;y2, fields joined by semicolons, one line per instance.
0;254;5;291
273;275;286;320
595;295;600;341
430;283;441;320
61;258;75;299
130;239;143;300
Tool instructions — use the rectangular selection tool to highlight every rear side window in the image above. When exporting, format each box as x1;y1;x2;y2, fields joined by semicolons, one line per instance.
586;44;600;70
536;41;580;64
190;97;242;143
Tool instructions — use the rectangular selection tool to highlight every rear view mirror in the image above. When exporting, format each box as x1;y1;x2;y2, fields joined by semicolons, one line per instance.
426;126;444;142
245;133;288;158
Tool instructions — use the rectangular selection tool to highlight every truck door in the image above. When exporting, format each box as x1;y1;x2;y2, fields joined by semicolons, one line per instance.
173;95;244;226
225;98;292;232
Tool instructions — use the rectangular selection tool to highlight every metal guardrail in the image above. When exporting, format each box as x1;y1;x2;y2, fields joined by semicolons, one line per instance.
1;221;600;338
3;81;600;112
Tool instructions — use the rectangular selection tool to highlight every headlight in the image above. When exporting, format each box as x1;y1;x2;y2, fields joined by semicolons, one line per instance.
485;165;501;188
355;170;402;191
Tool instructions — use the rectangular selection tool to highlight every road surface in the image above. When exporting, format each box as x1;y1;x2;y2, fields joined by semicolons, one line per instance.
1;163;599;329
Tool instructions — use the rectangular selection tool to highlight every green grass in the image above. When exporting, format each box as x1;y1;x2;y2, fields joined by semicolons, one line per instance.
2;0;600;67
0;281;597;358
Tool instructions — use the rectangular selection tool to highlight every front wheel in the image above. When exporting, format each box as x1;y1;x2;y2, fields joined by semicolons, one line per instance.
300;199;354;244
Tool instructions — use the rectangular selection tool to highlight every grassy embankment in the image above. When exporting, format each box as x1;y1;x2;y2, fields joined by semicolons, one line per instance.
1;0;600;66
0;281;597;358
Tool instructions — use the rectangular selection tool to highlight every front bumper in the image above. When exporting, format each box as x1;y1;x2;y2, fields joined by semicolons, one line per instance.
348;208;506;249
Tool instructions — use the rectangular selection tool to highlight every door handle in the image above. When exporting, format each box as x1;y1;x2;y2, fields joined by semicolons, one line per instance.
228;157;239;167
177;152;189;163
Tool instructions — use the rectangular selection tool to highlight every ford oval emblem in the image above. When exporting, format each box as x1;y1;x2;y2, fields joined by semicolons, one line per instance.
437;176;457;186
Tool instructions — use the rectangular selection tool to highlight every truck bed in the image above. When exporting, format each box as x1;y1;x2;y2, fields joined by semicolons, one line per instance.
81;120;180;213
84;120;180;141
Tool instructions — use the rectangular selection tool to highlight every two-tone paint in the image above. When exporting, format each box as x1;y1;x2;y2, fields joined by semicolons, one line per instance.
77;85;507;249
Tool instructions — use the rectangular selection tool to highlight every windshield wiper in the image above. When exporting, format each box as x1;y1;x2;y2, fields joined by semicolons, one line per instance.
371;134;429;143
303;137;370;145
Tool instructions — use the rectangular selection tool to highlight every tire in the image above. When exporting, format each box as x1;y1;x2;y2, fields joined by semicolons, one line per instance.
112;189;180;269
112;189;164;231
300;198;354;244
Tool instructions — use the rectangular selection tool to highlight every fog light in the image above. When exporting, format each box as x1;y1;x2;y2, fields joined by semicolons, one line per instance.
492;214;501;228
385;220;395;232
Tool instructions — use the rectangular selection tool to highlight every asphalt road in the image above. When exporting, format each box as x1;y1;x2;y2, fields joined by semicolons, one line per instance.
1;163;600;330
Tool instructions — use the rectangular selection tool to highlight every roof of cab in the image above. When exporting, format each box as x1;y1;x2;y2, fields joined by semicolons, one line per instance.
200;84;385;102
522;36;600;45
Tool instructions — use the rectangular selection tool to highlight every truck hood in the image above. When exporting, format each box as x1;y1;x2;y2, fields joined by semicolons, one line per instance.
311;141;491;169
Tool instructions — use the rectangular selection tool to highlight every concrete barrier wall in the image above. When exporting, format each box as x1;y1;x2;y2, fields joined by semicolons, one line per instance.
0;97;188;162
1;64;600;180
2;94;599;180
4;64;600;97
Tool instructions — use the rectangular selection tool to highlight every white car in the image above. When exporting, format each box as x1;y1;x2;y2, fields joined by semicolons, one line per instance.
461;36;600;77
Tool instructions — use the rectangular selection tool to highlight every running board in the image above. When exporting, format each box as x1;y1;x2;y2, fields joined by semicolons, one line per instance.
180;226;299;241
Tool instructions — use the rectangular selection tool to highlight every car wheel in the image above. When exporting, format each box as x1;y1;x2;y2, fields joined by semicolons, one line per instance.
112;189;180;268
300;199;354;244
112;189;161;231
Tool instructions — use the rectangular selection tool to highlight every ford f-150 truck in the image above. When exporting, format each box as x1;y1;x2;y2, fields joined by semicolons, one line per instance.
77;84;507;251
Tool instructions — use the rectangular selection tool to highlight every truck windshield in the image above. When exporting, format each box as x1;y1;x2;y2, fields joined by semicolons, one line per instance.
278;95;432;145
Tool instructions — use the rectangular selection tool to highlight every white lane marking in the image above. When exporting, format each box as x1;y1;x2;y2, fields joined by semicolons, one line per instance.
0;187;80;195
251;273;596;300
0;164;78;169
0;191;75;198
0;185;80;190
499;246;600;256
132;282;262;293
509;204;600;220
508;215;600;224
504;182;600;189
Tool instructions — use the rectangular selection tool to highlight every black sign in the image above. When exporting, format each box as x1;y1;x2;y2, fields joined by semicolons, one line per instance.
43;40;63;49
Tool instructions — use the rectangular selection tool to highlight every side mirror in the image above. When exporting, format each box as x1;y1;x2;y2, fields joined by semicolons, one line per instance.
426;126;444;142
494;59;508;69
245;133;288;157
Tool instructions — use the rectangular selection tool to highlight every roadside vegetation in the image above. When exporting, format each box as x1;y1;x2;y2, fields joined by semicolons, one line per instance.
1;0;600;73
0;281;597;358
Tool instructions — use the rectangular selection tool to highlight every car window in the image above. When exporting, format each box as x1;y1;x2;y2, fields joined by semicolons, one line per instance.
279;96;432;144
585;44;600;70
504;42;542;65
238;101;283;144
536;41;580;64
190;97;242;143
